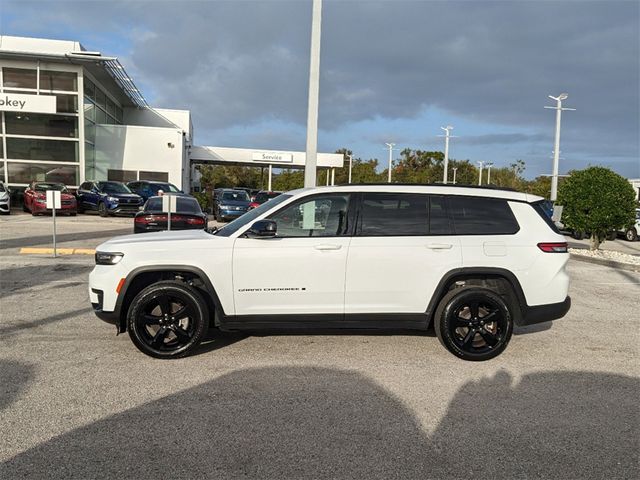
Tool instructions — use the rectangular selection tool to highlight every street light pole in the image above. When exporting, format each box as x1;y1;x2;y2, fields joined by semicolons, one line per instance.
348;154;353;184
440;125;453;184
385;142;395;183
545;93;575;201
486;163;493;185
477;161;485;185
304;0;322;188
452;167;458;185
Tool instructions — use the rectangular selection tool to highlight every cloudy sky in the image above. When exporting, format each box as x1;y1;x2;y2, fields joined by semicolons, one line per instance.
2;0;639;178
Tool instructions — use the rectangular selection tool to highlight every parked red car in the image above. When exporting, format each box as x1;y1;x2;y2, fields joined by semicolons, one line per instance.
23;182;77;216
248;190;283;210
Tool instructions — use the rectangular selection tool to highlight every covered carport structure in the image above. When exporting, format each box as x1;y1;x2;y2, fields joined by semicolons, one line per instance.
189;146;344;191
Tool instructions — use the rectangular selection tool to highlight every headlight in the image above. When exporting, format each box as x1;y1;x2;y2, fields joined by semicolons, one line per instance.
107;196;119;202
218;205;228;209
95;252;124;265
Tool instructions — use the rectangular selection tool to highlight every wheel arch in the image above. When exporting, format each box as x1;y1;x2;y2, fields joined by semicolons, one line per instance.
426;267;528;327
114;265;225;333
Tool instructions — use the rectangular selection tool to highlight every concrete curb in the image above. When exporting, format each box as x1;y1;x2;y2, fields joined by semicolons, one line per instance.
570;253;640;273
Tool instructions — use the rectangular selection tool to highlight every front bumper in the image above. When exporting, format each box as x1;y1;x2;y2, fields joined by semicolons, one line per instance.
108;204;142;215
33;202;77;213
219;209;247;219
0;200;9;212
521;296;571;326
90;288;119;324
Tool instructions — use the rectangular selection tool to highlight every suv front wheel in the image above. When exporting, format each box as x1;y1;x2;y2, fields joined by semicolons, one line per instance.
127;280;210;359
434;287;513;361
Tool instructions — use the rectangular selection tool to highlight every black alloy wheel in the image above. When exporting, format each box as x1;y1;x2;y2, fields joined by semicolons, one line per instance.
98;202;108;217
127;281;209;359
435;288;513;361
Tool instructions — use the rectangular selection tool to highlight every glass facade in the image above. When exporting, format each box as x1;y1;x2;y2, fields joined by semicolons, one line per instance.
0;64;121;188
83;76;122;181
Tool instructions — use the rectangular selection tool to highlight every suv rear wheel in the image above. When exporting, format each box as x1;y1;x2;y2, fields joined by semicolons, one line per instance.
127;280;210;359
625;228;638;242
434;287;513;361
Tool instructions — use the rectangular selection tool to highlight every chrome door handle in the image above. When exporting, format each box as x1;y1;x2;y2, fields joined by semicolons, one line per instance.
426;243;453;250
314;244;342;251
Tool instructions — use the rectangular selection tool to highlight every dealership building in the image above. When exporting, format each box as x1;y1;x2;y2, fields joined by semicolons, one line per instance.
0;35;343;198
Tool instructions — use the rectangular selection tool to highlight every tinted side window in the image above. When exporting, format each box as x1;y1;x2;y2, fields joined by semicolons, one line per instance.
269;193;350;237
429;195;453;235
359;193;428;236
449;196;519;235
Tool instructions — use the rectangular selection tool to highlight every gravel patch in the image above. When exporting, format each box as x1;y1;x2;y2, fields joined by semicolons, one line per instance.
569;248;640;265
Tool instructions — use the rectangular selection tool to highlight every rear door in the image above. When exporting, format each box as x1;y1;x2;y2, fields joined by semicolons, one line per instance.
344;193;462;315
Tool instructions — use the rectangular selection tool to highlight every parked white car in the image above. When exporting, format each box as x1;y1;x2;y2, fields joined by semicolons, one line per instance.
619;208;640;241
0;182;10;215
89;184;571;361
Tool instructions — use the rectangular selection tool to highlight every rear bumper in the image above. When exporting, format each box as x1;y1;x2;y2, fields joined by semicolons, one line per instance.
521;296;571;326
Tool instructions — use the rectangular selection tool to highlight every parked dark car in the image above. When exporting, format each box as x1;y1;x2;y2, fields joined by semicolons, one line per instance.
23;182;77;216
77;181;143;217
127;180;184;201
134;195;208;233
213;189;251;221
248;190;283;210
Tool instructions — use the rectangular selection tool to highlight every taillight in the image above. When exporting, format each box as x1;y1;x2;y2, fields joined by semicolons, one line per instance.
135;216;150;224
186;217;205;225
248;202;259;210
537;242;568;253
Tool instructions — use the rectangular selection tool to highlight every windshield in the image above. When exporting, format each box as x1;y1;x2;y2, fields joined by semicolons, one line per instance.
221;191;250;202
215;194;292;237
255;192;281;203
146;197;202;214
151;182;180;193
35;183;67;192
98;182;132;194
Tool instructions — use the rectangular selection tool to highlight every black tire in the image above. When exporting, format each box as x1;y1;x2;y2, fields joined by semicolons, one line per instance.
625;229;638;242
606;231;617;241
70;212;77;216
77;203;84;214
434;287;513;361
22;203;28;212
98;202;108;217
572;230;585;240
127;281;210;359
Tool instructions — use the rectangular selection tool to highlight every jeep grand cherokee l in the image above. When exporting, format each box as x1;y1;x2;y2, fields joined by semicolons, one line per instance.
89;185;571;361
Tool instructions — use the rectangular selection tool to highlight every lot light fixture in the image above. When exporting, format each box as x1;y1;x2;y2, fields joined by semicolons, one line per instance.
545;93;575;201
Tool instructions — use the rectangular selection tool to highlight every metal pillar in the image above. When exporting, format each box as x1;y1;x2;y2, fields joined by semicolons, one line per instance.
304;0;323;187
268;164;273;191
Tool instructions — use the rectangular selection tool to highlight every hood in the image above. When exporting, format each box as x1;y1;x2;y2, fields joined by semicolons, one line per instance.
104;192;142;200
97;229;213;250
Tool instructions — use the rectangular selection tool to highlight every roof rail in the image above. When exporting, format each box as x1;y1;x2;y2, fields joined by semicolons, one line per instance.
332;183;518;192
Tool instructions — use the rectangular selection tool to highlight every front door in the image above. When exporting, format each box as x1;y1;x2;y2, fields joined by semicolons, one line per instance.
232;193;353;317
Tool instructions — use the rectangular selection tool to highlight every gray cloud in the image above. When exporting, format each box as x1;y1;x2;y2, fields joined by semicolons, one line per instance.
2;0;639;176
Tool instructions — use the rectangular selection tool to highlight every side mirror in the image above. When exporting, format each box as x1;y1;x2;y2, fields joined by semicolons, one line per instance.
246;220;277;238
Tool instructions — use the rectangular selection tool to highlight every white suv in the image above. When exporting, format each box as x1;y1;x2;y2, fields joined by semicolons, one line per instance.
89;185;571;361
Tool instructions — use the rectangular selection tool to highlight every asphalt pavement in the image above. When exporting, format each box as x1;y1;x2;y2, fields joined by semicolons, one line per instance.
0;212;638;479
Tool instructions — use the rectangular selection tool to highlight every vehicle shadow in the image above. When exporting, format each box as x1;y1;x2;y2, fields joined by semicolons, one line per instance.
0;360;35;412
0;264;93;300
513;321;552;335
1;368;636;479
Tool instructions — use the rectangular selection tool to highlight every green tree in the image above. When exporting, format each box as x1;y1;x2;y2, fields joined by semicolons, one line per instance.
556;166;637;250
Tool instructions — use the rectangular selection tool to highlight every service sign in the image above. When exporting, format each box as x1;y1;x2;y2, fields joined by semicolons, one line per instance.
0;93;57;114
252;152;294;163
